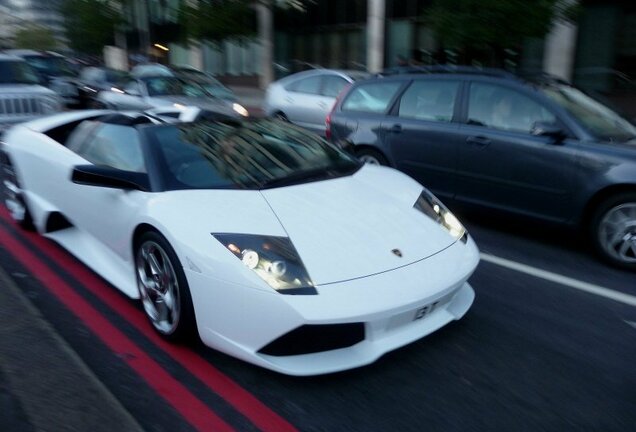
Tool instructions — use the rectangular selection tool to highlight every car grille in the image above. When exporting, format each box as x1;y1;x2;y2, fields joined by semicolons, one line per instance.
0;96;45;116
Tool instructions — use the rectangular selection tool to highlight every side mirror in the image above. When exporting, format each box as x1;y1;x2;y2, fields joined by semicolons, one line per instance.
71;165;149;191
532;121;566;142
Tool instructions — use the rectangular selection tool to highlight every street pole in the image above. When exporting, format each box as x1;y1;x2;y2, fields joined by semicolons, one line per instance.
257;0;274;89
367;0;385;73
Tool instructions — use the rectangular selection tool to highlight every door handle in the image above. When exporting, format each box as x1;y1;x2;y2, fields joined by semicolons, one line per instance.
389;124;402;134
285;97;294;103
318;102;328;109
466;136;491;147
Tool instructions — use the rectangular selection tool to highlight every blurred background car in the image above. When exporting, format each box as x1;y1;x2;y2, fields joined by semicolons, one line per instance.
171;66;237;102
0;54;62;132
5;50;80;107
264;69;369;135
76;66;129;109
95;75;245;118
130;63;173;78
328;67;636;269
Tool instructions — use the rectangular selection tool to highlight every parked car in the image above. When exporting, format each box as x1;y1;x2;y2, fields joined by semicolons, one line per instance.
130;63;173;78
0;54;62;132
171;66;237;101
5;50;80;107
1;110;478;375
328;68;636;269
94;75;245;118
264;69;369;135
76;66;129;109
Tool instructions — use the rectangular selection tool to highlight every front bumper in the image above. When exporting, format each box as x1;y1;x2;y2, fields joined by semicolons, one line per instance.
186;236;479;375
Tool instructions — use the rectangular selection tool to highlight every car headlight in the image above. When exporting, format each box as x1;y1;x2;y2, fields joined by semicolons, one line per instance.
212;233;316;294
414;190;467;241
232;103;249;117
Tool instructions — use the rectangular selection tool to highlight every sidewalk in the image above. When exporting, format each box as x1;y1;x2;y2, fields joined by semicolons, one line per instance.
0;267;144;432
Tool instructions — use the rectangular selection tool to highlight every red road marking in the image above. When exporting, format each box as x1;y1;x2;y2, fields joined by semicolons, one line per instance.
0;211;298;432
0;225;235;432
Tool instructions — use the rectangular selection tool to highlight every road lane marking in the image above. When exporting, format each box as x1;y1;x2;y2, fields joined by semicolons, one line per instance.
480;253;636;307
624;321;636;330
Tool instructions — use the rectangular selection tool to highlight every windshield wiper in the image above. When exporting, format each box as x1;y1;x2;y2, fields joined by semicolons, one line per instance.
258;163;360;190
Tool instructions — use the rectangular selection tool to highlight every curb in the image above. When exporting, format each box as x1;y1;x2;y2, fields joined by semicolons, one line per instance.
0;265;145;432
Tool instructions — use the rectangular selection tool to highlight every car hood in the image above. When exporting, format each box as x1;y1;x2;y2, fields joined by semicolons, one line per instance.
261;166;457;285
147;95;235;116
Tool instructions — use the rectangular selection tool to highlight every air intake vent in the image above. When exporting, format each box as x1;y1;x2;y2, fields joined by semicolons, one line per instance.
258;323;365;356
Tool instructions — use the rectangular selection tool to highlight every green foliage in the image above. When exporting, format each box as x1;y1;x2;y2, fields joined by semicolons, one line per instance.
14;26;58;50
181;0;255;41
62;0;122;55
427;0;579;64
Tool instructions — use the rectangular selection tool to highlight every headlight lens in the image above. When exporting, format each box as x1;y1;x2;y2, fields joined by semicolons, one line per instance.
212;233;316;294
232;103;249;117
414;190;466;240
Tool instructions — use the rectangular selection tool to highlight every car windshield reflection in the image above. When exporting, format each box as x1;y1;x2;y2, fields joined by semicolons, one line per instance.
148;120;361;190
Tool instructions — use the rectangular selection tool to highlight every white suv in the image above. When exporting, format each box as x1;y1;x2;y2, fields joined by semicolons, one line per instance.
0;54;62;132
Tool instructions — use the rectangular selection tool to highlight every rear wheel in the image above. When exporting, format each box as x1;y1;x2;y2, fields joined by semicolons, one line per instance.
590;192;636;270
273;111;288;122
1;153;34;230
356;148;388;166
135;231;196;340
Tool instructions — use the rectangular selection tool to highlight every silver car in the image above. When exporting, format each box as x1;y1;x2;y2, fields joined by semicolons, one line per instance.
264;69;369;135
0;54;62;132
95;75;246;118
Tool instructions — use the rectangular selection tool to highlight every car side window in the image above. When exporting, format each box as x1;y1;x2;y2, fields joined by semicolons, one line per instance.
322;76;348;98
468;83;556;133
286;76;322;95
398;80;459;122
341;81;402;114
75;124;146;173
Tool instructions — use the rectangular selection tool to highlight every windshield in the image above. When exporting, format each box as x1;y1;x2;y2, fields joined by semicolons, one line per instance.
542;85;636;142
148;120;361;190
24;56;76;77
0;60;41;84
143;76;206;97
105;69;129;84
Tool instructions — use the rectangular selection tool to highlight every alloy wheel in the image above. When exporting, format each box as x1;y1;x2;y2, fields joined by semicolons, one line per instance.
136;240;182;334
598;203;636;265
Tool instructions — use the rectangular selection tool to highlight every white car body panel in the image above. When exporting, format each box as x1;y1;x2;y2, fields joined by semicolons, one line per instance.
261;167;455;285
1;112;480;375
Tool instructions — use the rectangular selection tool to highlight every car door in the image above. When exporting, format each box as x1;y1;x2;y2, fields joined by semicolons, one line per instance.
381;79;463;200
283;75;331;134
61;123;148;257
455;81;577;221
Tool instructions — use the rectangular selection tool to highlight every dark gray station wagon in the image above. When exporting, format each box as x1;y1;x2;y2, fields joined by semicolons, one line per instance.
328;70;636;269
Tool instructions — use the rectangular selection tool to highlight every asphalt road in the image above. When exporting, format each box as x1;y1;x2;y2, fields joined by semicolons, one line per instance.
0;206;634;432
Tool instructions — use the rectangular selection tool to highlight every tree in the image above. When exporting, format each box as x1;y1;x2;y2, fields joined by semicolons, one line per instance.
427;0;579;67
62;0;123;55
14;26;58;51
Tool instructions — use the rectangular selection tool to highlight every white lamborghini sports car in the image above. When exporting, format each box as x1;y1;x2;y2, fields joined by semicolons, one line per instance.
0;110;479;375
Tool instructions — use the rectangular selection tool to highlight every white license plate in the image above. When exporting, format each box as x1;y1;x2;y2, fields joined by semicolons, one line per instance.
413;301;439;321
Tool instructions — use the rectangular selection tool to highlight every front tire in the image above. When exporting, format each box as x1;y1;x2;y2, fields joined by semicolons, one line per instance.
1;153;34;230
590;192;636;270
135;231;196;340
